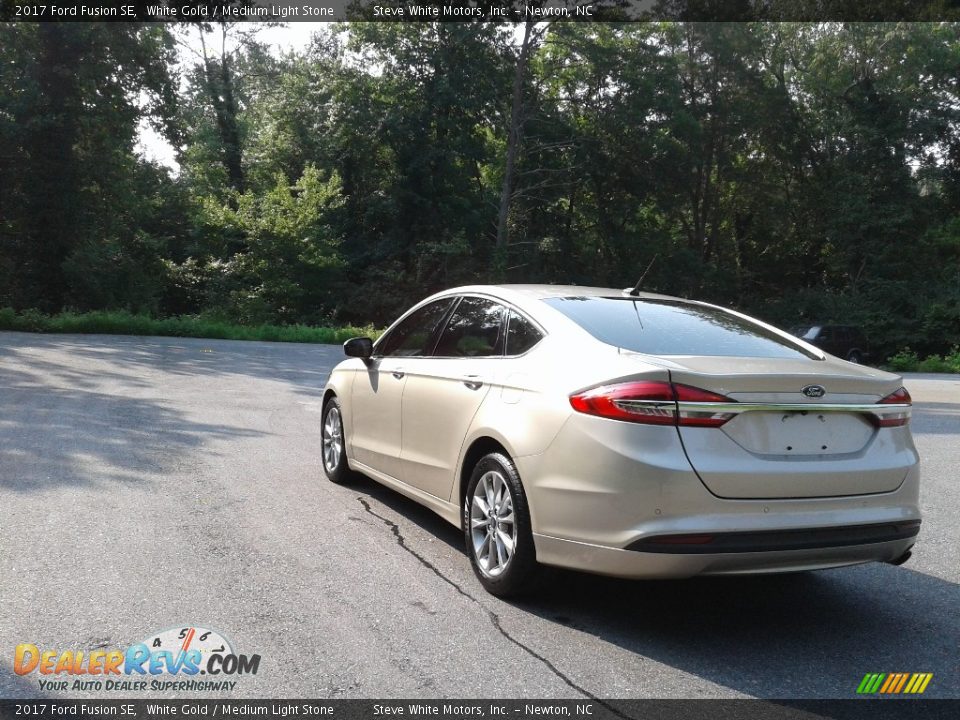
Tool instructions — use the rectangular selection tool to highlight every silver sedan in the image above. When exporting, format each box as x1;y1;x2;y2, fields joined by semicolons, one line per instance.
320;285;920;597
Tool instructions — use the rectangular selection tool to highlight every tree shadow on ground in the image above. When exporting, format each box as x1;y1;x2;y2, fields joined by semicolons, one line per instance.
0;337;263;492
0;332;339;398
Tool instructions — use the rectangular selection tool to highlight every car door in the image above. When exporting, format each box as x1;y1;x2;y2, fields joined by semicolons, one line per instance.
349;298;454;479
398;296;506;499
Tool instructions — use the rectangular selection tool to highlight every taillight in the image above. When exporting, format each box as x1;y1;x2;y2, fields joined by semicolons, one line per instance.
569;381;737;428
875;387;912;427
569;381;677;425
673;383;739;427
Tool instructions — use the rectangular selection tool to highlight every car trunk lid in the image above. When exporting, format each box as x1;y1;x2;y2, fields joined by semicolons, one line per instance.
654;356;913;499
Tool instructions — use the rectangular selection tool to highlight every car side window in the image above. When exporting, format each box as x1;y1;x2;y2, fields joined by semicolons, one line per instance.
377;299;453;357
505;310;543;356
434;297;506;357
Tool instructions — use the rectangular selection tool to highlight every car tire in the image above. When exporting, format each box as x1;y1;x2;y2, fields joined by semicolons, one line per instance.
463;452;541;597
847;350;863;364
321;396;354;485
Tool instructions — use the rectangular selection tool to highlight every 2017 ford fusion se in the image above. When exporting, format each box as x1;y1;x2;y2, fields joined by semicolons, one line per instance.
320;285;920;597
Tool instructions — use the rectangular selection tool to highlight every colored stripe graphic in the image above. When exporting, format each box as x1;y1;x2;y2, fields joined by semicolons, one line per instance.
907;673;933;694
857;673;886;694
893;673;909;693
858;673;932;694
879;674;896;693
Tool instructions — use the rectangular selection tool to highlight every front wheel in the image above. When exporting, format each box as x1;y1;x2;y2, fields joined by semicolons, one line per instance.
463;452;540;597
321;396;355;485
847;350;863;364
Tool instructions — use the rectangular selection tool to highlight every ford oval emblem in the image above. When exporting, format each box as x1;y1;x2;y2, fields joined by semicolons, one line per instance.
802;384;826;398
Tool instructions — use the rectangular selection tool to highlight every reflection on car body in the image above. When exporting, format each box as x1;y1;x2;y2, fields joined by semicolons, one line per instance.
321;285;920;597
791;324;870;364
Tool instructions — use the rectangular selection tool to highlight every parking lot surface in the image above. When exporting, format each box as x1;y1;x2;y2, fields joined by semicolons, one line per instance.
1;332;957;699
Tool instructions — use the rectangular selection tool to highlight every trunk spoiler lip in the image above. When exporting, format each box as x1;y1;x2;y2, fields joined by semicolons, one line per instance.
613;399;911;424
672;401;910;414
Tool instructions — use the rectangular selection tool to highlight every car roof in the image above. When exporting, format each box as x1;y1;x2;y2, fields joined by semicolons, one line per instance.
437;283;684;304
404;284;697;344
387;283;830;363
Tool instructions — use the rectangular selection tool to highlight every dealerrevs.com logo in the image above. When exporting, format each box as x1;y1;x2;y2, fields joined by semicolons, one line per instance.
14;626;260;692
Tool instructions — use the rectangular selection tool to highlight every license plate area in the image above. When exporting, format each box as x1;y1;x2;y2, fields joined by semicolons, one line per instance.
722;410;874;456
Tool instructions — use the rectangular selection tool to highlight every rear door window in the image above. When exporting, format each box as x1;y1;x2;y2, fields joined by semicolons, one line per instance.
434;297;506;357
544;297;817;359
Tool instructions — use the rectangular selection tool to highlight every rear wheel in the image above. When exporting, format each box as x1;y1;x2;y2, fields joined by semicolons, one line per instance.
464;452;540;597
321;396;354;485
846;350;863;364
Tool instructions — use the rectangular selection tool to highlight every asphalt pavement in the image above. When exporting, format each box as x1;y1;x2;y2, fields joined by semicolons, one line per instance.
0;332;957;700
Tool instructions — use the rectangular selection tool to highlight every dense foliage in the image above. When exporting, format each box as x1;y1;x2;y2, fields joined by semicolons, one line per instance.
2;22;960;358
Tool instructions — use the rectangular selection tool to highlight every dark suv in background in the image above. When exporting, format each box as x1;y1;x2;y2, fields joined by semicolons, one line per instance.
791;324;870;364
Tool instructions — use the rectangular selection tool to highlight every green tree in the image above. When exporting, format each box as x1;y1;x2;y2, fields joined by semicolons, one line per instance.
0;24;179;312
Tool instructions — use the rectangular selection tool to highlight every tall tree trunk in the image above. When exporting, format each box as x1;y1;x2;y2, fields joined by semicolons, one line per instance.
199;26;245;194
22;25;83;310
495;21;536;270
217;54;245;193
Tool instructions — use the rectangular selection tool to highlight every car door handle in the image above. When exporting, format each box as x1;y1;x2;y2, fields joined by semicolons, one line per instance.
462;376;484;390
392;371;405;380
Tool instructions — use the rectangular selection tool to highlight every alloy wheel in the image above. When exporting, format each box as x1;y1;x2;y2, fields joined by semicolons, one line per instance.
322;406;343;473
469;470;517;577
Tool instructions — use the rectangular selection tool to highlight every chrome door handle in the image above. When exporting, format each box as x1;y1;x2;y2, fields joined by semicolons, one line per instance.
392;371;405;380
462;376;484;390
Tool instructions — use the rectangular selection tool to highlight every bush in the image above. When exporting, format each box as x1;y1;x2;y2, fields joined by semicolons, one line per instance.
886;346;960;374
0;307;381;345
887;348;920;371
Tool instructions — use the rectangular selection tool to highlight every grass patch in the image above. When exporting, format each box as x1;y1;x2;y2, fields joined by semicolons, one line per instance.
0;308;381;345
887;347;960;374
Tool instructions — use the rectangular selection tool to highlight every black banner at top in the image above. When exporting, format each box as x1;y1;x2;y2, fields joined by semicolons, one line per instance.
2;0;960;22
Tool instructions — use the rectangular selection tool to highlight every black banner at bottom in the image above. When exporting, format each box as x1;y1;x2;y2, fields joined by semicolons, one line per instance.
0;699;957;720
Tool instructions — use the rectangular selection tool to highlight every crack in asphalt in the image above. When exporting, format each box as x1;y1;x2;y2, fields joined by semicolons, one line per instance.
357;496;633;718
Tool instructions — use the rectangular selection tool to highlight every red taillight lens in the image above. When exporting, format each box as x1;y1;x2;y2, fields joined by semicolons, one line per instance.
569;381;736;427
569;381;677;425
875;387;912;427
879;387;911;404
672;383;739;427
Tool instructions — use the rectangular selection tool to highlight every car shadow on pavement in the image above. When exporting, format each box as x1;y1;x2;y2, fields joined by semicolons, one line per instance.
344;474;959;699
515;560;959;699
347;473;465;552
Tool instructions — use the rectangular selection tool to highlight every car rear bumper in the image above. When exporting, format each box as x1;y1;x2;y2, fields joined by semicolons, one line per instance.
533;532;918;578
624;519;921;554
517;413;921;577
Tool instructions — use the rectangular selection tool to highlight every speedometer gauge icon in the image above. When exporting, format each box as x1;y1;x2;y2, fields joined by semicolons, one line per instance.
142;626;234;670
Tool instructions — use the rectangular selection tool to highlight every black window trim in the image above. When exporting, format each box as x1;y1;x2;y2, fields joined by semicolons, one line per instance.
504;307;546;358
430;294;507;359
372;296;457;359
373;292;548;360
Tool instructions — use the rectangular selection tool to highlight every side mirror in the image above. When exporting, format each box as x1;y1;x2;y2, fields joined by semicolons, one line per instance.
343;337;374;359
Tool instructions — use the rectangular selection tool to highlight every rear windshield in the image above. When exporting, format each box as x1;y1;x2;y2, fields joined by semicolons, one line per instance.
543;297;818;359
